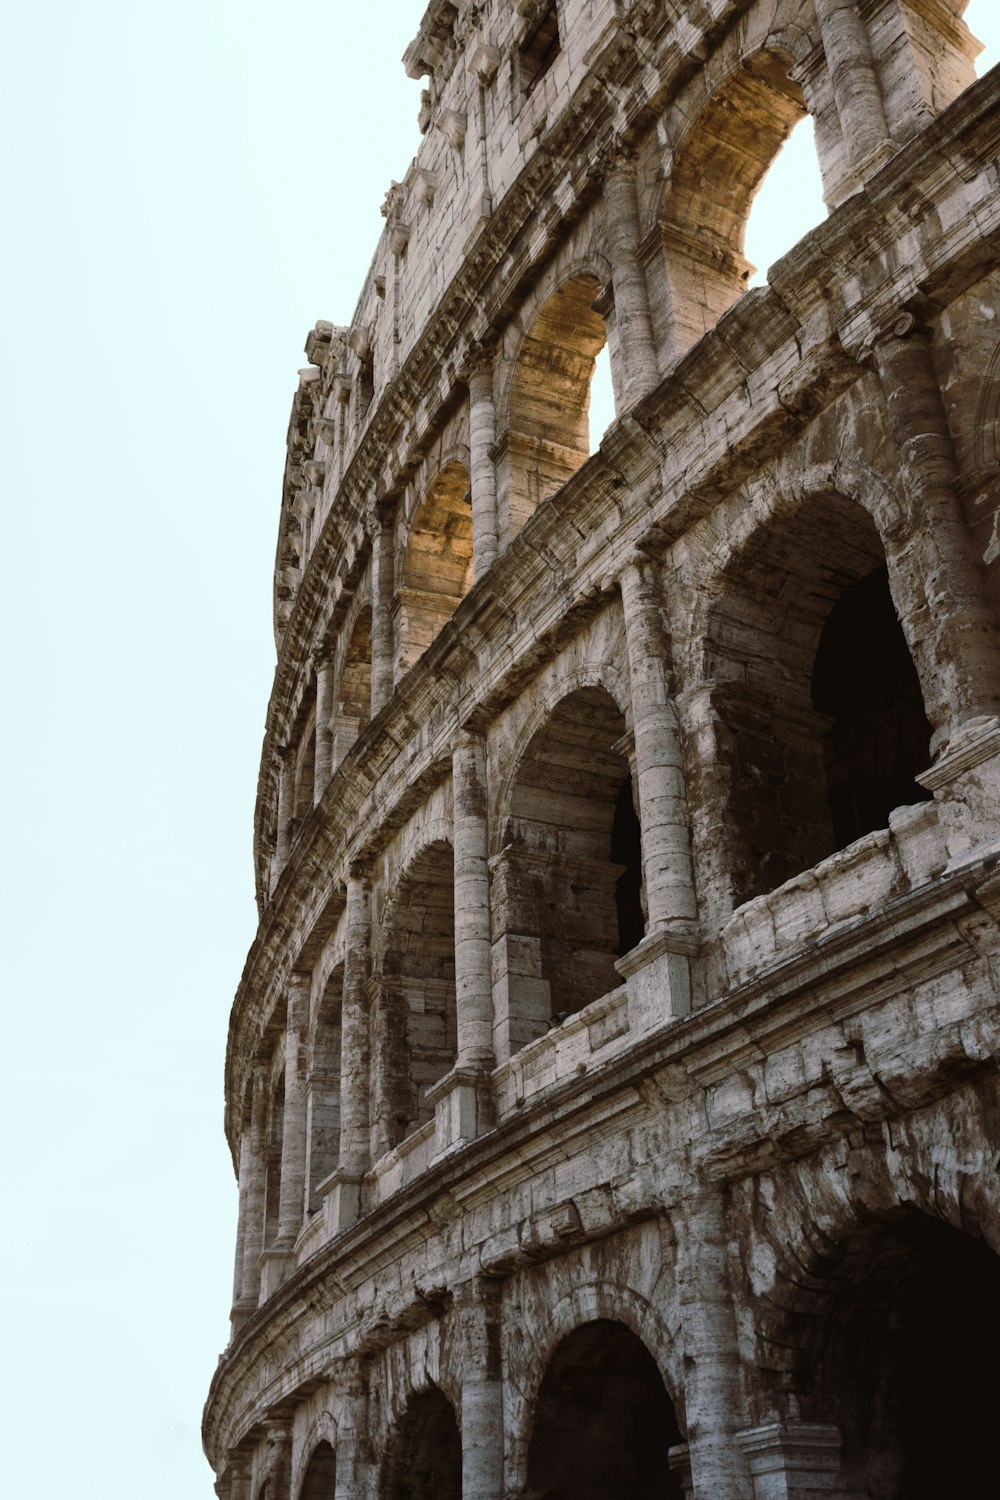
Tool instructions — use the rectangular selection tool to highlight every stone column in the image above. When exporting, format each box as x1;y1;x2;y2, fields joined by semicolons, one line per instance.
238;1065;268;1311
678;1188;752;1500
334;1367;370;1500
813;0;893;174
619;557;698;931
370;514;395;714
453;732;494;1067
455;1279;504;1500
313;648;335;795
274;975;309;1248
603;154;659;402
872;316;1000;744
326;868;371;1233
465;345;500;579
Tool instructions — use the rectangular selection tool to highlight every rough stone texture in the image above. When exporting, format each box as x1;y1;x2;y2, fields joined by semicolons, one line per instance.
205;3;1000;1498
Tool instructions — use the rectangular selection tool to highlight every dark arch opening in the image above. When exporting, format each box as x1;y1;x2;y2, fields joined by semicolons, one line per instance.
496;687;643;1051
707;493;931;907
299;1440;337;1500
797;1216;1000;1499
527;1319;684;1500
811;563;932;848
306;965;342;1212
503;274;608;542
381;1387;461;1500
377;840;457;1148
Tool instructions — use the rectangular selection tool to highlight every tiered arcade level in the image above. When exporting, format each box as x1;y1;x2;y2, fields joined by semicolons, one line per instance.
205;3;1000;1498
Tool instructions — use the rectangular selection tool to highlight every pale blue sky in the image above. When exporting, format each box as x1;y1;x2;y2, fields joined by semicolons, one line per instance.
1;3;996;1494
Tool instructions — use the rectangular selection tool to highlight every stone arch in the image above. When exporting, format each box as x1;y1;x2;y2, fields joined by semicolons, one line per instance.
657;43;814;356
295;1438;337;1500
491;661;631;841
334;602;372;766
490;682;640;1061
508;1284;685;1498
372;836;457;1150
687;479;932;913
751;1179;1000;1500
397;458;473;676
499;267;611;545
379;1384;461;1500
305;962;342;1212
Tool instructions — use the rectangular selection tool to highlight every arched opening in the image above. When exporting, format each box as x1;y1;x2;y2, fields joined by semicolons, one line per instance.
262;1071;284;1249
334;605;372;765
527;1319;684;1500
745;115;826;288
397;461;473;675
492;687;641;1060
381;1387;461;1500
793;1216;1000;1499
502;274;608;543
812;564;932;849
305;965;342;1213
376;840;457;1147
706;493;931;908
291;708;316;835
589;343;616;450
299;1440;337;1500
662;50;811;355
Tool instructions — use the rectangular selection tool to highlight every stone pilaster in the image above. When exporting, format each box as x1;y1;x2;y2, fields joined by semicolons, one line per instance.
813;0;893;176
465;345;500;579
260;1420;292;1500
677;1188;752;1500
325;869;371;1234
333;1368;370;1500
237;1065;268;1312
429;731;496;1153
228;1128;251;1331
603;154;658;402
371;515;395;713
872;315;1000;746
274;745;293;871
313;648;335;795
275;976;309;1244
222;1458;250;1500
616;558;701;1030
452;731;494;1067
454;1279;504;1500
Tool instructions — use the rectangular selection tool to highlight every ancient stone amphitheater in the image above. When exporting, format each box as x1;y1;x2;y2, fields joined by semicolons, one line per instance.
203;2;1000;1496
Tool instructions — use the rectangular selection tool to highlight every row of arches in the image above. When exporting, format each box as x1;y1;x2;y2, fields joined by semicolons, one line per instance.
284;1208;1000;1499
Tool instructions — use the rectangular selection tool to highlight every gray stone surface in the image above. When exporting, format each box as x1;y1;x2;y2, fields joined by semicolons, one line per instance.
205;3;1000;1497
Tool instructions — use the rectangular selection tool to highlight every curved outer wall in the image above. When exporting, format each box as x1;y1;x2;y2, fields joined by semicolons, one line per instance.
206;3;1000;1499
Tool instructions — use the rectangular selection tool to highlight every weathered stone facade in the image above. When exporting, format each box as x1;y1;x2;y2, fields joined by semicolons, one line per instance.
204;3;1000;1496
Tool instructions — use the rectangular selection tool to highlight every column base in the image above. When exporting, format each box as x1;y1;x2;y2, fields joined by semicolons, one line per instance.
615;925;700;1036
735;1422;856;1498
258;1245;296;1300
918;715;1000;860
318;1167;364;1236
426;1065;494;1156
667;1442;694;1500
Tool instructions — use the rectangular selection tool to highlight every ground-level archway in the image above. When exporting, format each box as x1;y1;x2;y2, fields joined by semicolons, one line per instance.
527;1319;685;1499
381;1387;461;1500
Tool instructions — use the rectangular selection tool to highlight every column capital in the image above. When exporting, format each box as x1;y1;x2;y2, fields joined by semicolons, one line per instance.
460;338;496;384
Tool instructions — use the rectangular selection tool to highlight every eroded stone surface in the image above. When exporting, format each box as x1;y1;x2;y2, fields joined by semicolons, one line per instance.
206;4;1000;1498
